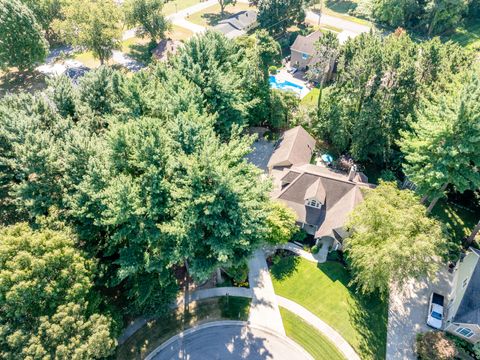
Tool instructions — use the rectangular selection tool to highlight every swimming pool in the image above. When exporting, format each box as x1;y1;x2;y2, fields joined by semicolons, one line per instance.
269;75;306;96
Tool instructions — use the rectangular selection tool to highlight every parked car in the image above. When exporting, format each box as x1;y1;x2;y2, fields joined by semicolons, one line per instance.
427;292;444;329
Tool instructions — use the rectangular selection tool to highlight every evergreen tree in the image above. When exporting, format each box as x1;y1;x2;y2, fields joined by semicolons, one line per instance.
400;69;480;212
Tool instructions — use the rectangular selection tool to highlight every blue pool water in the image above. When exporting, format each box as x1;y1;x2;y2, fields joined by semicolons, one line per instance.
269;75;305;96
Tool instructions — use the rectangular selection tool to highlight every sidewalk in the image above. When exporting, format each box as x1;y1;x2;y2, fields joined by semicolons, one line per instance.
248;249;286;335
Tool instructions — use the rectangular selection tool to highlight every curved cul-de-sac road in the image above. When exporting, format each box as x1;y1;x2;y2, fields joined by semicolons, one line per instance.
146;321;313;360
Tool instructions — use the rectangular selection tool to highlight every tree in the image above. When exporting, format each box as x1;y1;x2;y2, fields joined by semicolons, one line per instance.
344;181;447;297
20;0;65;42
257;0;306;35
218;0;237;15
265;201;299;244
370;0;420;28
0;223;116;359
306;31;339;117
162;128;273;282
315;31;418;164
400;70;480;212
173;31;247;137
124;0;171;43
48;74;78;118
423;0;468;36
55;0;122;64
0;0;48;71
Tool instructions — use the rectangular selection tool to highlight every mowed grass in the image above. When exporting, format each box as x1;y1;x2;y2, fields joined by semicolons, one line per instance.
443;20;480;51
187;2;255;27
163;0;201;16
271;257;388;359
168;24;194;41
280;307;346;360
431;198;478;241
116;296;250;360
310;0;372;26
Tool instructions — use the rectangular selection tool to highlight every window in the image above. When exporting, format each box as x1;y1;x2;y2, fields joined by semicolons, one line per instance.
302;53;309;60
456;327;474;338
463;278;469;288
306;199;321;208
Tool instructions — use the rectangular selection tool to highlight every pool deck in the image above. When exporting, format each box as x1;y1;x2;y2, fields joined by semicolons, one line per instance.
272;69;311;99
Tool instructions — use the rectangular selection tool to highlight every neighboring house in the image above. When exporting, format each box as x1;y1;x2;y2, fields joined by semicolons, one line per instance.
152;39;181;61
290;31;335;82
214;10;258;39
445;248;480;343
268;126;373;249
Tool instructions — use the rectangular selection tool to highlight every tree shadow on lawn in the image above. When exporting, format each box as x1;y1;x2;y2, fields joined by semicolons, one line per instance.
318;262;387;359
127;42;157;64
202;11;236;26
270;255;300;281
348;292;388;360
325;0;358;14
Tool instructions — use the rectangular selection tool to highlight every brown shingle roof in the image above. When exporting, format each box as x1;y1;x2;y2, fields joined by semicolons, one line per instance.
290;31;322;55
267;126;316;169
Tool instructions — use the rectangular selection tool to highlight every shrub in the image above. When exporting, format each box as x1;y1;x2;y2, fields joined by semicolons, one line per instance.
473;342;480;358
269;65;278;74
311;245;320;254
416;332;457;360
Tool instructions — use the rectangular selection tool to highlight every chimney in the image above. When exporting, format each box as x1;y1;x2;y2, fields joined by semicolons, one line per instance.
348;165;357;182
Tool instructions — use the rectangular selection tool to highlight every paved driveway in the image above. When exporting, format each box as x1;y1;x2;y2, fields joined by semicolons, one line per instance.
245;139;275;173
148;321;312;360
386;267;453;360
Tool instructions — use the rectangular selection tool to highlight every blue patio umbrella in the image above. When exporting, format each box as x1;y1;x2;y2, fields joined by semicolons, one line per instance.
321;154;333;163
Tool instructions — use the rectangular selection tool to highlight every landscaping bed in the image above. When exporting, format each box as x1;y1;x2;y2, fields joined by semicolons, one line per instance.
271;257;388;360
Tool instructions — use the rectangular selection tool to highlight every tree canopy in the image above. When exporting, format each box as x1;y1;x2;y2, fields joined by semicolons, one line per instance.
345;182;448;296
0;223;116;359
124;0;171;42
0;0;48;71
400;68;480;211
256;0;306;35
54;0;122;64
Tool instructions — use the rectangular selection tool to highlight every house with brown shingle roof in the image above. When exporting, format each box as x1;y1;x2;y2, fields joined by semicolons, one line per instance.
268;126;374;249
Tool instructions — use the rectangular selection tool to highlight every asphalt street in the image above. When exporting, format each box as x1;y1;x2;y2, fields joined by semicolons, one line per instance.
150;323;312;360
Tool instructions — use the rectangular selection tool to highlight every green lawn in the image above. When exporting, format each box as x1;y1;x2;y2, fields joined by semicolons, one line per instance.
163;0;201;16
301;88;320;107
431;199;478;241
187;3;255;27
116;296;250;359
309;0;372;26
271;257;388;360
280;307;346;360
443;20;480;51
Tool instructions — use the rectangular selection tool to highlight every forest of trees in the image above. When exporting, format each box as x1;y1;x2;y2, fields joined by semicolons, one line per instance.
0;30;297;358
357;0;479;35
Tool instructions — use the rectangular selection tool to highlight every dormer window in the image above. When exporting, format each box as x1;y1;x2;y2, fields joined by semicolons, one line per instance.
306;199;321;208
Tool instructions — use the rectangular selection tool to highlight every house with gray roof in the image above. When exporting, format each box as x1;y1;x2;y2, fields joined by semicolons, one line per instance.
268;126;373;248
445;248;480;343
214;10;258;39
290;30;335;82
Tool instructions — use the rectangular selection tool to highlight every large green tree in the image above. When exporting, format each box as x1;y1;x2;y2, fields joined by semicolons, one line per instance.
0;223;116;359
0;0;48;71
256;0;306;35
400;69;480;212
55;0;122;64
345;182;448;297
124;0;171;43
20;0;65;42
